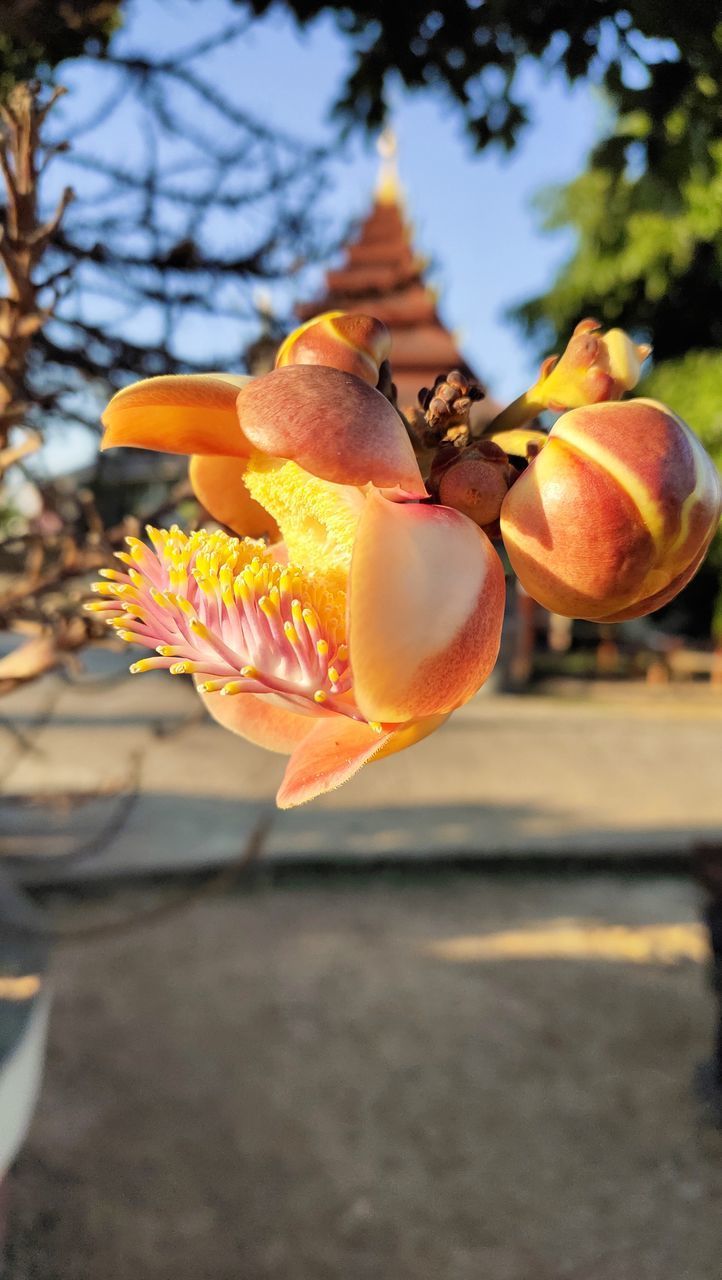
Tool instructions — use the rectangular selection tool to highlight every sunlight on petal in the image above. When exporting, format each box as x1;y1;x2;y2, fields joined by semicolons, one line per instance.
350;490;505;723
102;373;252;456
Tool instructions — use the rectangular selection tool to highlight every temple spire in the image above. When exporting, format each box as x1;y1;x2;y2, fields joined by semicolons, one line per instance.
295;151;502;425
375;127;402;206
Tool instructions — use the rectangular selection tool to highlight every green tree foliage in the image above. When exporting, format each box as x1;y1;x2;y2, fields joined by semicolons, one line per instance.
513;178;722;639
641;353;722;638
501;14;722;637
8;3;719;160
0;2;121;98
512;139;722;361
641;353;722;467
240;1;721;159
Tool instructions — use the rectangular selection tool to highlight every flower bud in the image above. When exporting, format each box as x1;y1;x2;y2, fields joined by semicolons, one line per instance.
431;440;516;535
532;318;651;412
500;398;721;621
275;311;391;387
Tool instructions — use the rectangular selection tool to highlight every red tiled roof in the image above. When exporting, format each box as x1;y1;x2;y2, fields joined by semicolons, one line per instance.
325;261;419;295
296;191;501;421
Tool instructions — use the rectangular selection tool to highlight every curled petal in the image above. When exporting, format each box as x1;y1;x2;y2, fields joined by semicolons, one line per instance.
276;711;449;808
275;311;391;387
601;329;652;394
349;490;505;724
537;320;651;411
276;717;395;807
199;685;314;755
369;712;449;761
189;455;280;539
102;374;252;456
237;365;426;495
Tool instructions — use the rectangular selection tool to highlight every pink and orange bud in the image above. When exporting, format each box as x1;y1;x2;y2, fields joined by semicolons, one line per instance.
487;320;652;437
532;319;651;413
430;440;516;535
500;398;722;621
274;311;391;388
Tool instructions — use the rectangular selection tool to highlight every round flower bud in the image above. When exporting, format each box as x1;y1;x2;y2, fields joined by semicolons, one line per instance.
500;398;721;621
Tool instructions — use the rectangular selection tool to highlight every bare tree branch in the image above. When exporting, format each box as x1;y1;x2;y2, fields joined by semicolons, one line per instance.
0;82;72;447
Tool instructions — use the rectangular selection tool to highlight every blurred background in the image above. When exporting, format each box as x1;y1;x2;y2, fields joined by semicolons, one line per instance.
1;2;722;1277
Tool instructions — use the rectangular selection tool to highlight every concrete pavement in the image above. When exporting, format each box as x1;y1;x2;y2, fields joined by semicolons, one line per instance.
2;648;722;881
6;873;722;1280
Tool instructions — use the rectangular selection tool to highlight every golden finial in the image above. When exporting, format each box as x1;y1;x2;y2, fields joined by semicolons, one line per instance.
375;127;402;205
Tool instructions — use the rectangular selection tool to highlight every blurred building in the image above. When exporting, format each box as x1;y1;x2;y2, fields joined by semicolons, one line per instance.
297;134;502;426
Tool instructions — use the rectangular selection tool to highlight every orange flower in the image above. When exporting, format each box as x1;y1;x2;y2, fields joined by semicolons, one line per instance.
92;355;505;806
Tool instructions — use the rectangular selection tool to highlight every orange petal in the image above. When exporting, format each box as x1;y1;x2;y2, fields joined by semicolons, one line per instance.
101;374;252;456
276;716;394;807
237;365;426;495
349;491;506;724
276;311;391;387
371;712;449;760
189;455;280;539
276;711;449;808
275;311;344;367
198;685;314;754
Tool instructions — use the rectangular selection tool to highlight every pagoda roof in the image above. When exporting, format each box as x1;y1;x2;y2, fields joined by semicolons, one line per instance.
299;284;438;329
296;163;501;424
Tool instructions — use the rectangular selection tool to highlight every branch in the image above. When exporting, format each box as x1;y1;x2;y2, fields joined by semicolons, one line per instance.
0;429;40;477
0;82;73;447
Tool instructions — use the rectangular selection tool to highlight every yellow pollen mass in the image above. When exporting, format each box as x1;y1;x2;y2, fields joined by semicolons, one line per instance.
243;457;364;587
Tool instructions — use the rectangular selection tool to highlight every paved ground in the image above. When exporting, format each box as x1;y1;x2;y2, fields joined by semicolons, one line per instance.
2;650;722;880
5;873;722;1280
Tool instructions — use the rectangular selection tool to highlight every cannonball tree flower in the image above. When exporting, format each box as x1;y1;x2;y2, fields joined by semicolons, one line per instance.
91;359;505;807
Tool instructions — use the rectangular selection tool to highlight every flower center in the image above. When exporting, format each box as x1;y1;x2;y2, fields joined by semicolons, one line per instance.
88;526;366;720
243;457;365;587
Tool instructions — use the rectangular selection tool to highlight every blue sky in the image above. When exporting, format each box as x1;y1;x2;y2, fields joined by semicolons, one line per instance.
43;0;607;469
